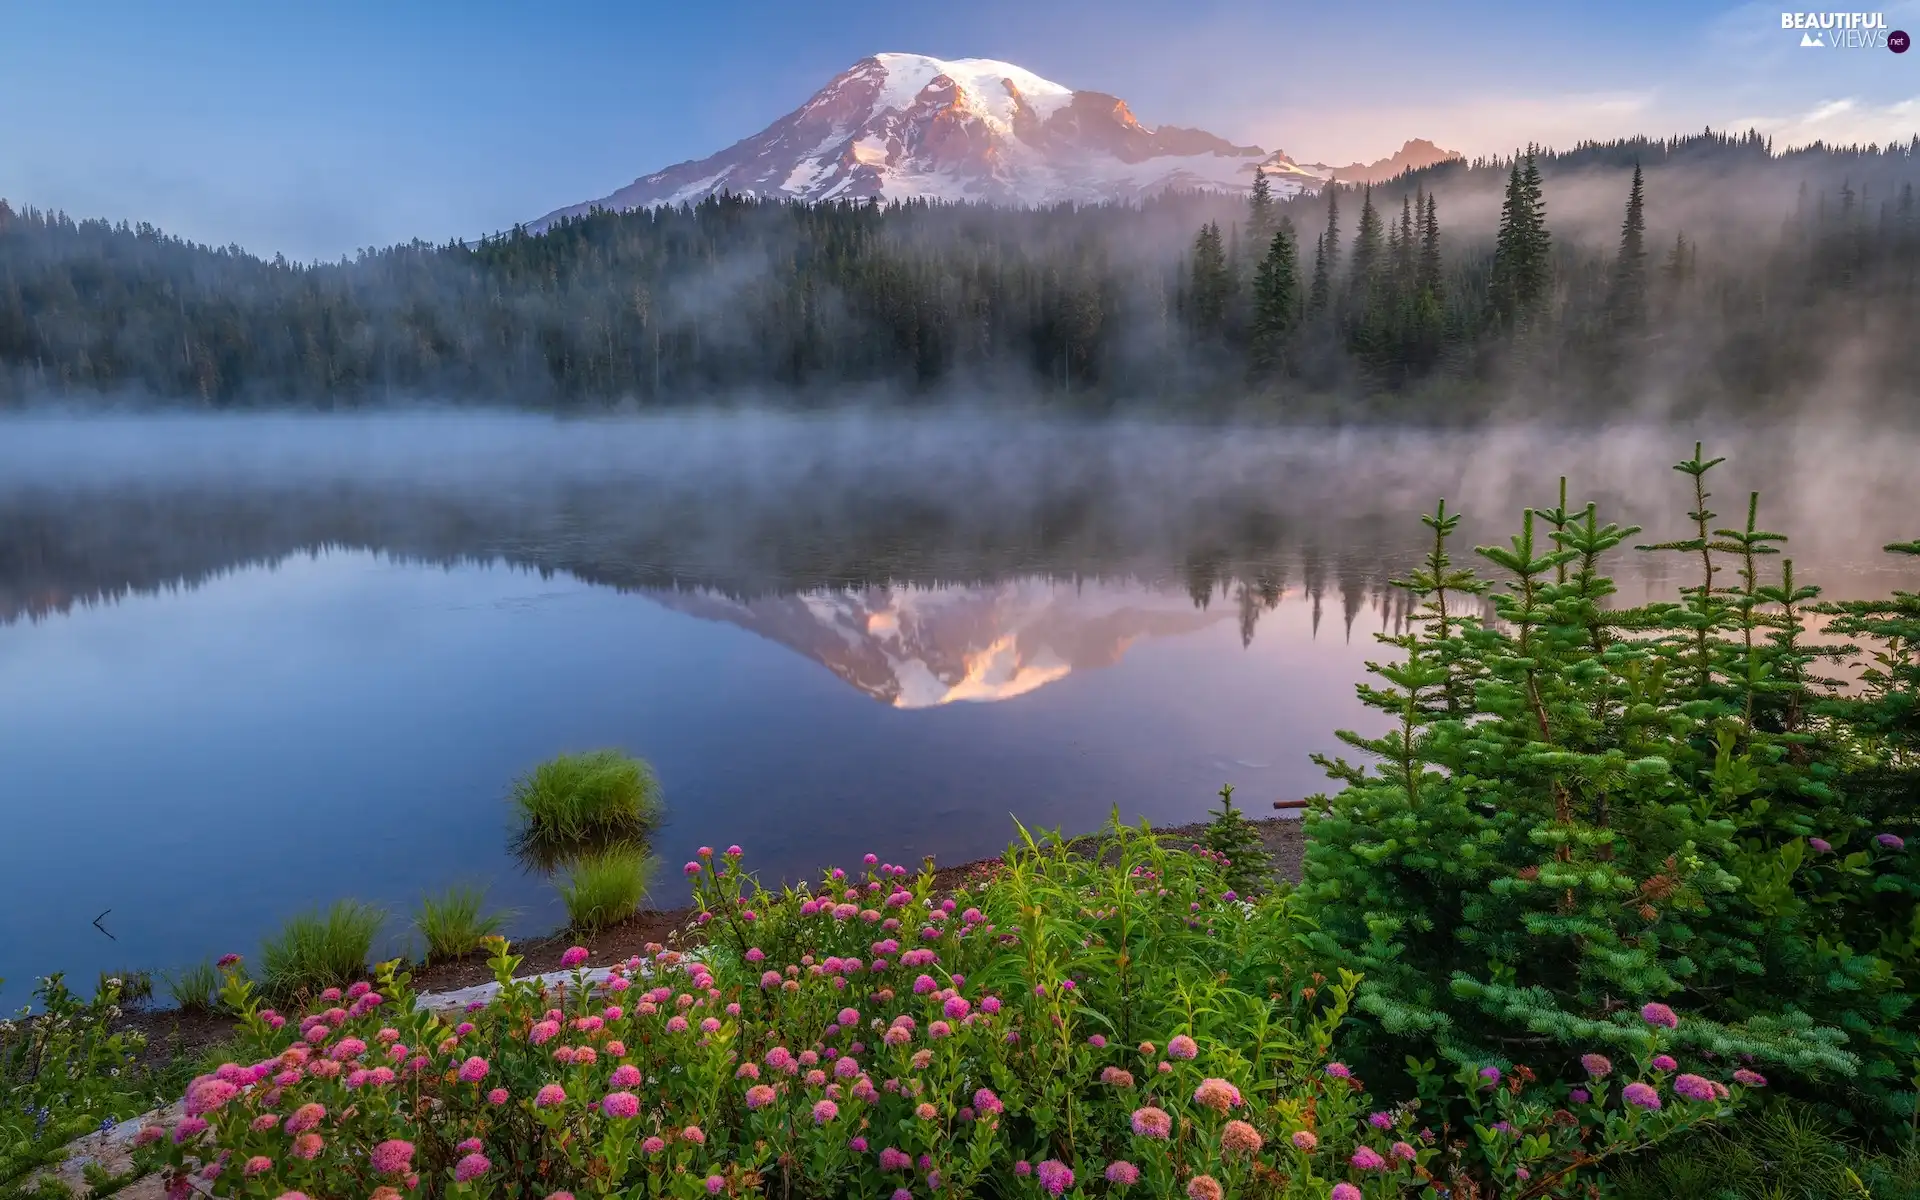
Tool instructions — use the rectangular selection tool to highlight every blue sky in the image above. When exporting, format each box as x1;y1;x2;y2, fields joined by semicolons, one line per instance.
3;0;1916;260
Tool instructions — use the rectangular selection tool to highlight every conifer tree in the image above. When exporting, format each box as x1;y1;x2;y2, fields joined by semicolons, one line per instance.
1608;162;1648;330
1189;220;1229;337
1301;451;1920;1137
1307;232;1331;314
1349;185;1384;299
1248;169;1276;250
1321;188;1342;288
1249;226;1298;375
1489;147;1552;327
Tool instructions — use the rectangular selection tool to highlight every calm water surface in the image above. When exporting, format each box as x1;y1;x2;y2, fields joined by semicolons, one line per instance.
1;413;1913;1003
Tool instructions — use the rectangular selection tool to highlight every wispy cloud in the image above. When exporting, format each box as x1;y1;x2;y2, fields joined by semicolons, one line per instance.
1728;95;1920;148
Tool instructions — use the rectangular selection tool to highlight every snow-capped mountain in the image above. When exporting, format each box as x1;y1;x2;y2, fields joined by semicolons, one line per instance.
533;53;1318;224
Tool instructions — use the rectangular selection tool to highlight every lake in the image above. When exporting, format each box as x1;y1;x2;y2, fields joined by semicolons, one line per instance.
2;412;1914;1004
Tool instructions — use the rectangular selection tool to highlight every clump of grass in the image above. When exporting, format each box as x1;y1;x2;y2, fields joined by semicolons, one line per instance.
414;885;509;963
556;849;653;934
163;961;221;1013
511;750;662;852
97;969;154;1007
259;900;386;1002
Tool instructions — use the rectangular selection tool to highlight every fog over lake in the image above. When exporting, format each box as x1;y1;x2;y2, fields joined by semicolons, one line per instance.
1;412;1914;1002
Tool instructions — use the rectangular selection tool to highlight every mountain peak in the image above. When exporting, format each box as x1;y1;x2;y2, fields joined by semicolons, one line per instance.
532;53;1298;225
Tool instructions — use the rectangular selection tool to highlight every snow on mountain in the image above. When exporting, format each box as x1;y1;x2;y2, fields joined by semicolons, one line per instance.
648;579;1232;708
531;52;1313;226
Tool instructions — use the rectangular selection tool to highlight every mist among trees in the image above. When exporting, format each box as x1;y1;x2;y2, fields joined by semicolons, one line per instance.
2;129;1917;420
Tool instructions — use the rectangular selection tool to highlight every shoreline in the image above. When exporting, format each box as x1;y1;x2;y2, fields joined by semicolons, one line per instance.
116;816;1305;1065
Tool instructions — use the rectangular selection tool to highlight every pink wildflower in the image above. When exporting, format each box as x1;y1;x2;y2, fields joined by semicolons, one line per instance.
1036;1160;1075;1196
487;1087;508;1105
371;1140;415;1174
1168;1034;1199;1060
1333;1186;1364;1200
1640;1002;1679;1029
535;1083;567;1108
602;1091;641;1118
1221;1119;1263;1154
243;1156;273;1177
560;946;589;968
1350;1146;1386;1170
291;1133;323;1159
879;1147;912;1171
1105;1161;1141;1186
284;1103;326;1134
453;1153;490;1182
1623;1082;1662;1109
1193;1077;1243;1113
1581;1053;1613;1077
1187;1176;1224;1200
813;1099;840;1123
745;1084;778;1110
1131;1106;1173;1138
681;1125;706;1144
1733;1069;1768;1087
457;1056;490;1083
1652;1054;1678;1071
1674;1073;1717;1101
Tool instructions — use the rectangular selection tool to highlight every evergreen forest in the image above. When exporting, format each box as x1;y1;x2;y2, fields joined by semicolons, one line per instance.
2;130;1918;420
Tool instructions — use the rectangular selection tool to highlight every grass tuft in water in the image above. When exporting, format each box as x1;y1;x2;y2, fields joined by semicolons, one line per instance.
98;969;154;1007
164;961;221;1013
510;750;662;852
556;849;653;934
259;900;386;1002
414;885;509;963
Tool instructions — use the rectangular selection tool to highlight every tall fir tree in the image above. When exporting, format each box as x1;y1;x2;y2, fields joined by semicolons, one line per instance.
1417;191;1442;297
1308;231;1331;314
1248;170;1276;251
1250;226;1299;375
1321;188;1342;289
1349;185;1384;299
1608;162;1648;330
1489;147;1551;326
1189;220;1229;337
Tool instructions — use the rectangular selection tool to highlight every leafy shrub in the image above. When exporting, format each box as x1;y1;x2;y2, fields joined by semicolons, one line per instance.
510;750;662;851
156;827;1744;1198
0;976;148;1187
1299;454;1920;1135
555;849;652;933
1200;784;1272;896
258;900;386;1003
164;961;222;1014
414;885;509;964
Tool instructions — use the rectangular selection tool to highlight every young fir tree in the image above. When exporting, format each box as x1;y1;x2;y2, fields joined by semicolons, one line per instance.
1201;784;1273;897
1299;447;1919;1136
1609;162;1648;330
1249;226;1299;376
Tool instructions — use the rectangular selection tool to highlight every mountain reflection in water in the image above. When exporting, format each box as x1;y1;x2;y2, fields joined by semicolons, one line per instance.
1;413;1915;1004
